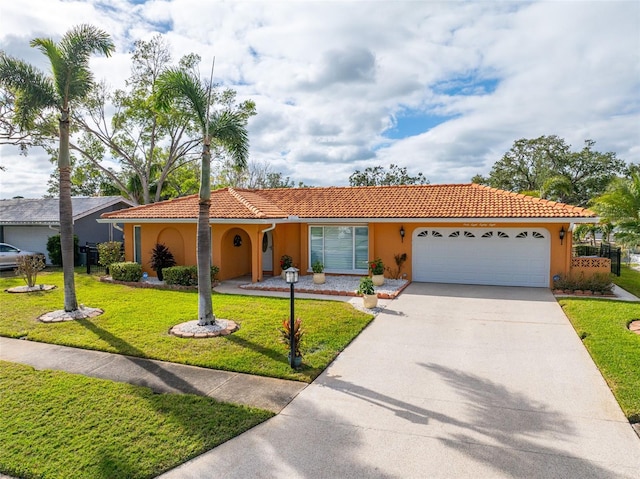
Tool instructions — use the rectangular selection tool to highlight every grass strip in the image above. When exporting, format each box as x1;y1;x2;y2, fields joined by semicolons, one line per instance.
0;361;273;479
559;298;640;422
613;265;640;297
0;272;373;382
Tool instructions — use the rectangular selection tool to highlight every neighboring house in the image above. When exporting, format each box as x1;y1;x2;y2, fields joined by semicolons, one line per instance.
99;184;598;288
0;196;135;264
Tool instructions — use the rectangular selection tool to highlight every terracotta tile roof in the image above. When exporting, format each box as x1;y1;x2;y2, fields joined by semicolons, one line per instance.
101;184;596;221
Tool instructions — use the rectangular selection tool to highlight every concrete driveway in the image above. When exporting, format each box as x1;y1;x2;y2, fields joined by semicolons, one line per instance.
160;283;640;479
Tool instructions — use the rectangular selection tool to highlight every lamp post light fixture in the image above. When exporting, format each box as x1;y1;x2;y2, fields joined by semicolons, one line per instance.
559;226;566;245
284;267;299;368
400;225;405;242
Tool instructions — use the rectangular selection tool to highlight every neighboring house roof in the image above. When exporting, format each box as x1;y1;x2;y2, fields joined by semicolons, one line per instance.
0;196;135;225
100;184;597;223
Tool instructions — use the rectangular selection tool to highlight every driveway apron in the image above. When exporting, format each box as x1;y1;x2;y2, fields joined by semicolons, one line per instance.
159;283;640;479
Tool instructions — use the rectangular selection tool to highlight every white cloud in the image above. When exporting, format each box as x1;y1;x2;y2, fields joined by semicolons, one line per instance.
0;0;638;198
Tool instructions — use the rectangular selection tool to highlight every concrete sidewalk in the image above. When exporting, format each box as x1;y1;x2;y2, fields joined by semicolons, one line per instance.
159;283;640;479
0;337;305;413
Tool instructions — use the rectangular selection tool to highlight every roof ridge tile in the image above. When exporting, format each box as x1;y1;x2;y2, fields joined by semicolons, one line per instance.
228;188;265;218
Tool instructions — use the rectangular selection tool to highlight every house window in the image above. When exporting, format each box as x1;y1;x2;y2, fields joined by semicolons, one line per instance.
310;226;368;272
133;225;142;264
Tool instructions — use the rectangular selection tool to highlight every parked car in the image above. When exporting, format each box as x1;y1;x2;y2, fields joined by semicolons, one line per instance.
0;243;45;270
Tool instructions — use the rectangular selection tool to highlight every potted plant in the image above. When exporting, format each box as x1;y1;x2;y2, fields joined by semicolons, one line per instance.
280;317;304;368
357;276;378;309
369;258;385;286
311;259;325;284
149;243;176;281
280;254;293;279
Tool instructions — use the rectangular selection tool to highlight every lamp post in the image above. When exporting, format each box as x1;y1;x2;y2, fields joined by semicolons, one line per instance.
284;266;299;368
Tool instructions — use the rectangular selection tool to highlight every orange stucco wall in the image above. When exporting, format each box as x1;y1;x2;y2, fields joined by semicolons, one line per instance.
570;257;611;278
122;220;574;286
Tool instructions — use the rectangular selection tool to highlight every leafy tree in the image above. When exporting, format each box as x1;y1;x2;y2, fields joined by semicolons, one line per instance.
155;66;252;326
473;136;625;207
349;164;428;186
590;172;640;249
72;36;202;204
0;24;114;312
46;153;120;197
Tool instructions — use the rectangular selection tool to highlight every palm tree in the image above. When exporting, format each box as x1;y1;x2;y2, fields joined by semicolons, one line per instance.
591;172;640;249
0;25;114;312
155;68;250;325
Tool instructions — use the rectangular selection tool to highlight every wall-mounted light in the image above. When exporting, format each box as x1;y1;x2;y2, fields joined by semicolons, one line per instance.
559;226;565;245
400;225;405;243
233;234;242;247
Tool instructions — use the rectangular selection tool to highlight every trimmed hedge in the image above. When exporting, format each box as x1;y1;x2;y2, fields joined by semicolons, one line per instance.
110;262;143;282
553;272;614;294
163;265;219;286
97;241;123;268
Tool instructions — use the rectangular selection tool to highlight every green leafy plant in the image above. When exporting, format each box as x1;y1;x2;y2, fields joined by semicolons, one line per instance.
163;265;219;286
149;243;176;281
280;317;304;357
97;241;123;270
311;260;324;273
280;254;293;270
15;254;46;288
369;258;384;275
357;276;375;295
46;234;79;266
110;262;143;282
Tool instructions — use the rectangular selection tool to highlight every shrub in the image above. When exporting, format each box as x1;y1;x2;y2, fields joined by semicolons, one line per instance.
163;265;220;286
110;262;143;282
46;234;79;266
97;242;123;269
149;244;176;281
16;254;46;288
586;273;614;294
553;272;613;294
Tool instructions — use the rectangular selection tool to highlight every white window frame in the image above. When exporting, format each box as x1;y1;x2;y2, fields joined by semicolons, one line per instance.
309;225;369;273
133;225;142;264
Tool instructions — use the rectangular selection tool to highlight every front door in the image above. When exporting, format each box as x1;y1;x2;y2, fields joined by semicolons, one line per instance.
261;230;273;273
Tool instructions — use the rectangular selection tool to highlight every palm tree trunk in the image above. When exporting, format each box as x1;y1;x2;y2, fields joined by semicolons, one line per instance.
197;137;215;325
59;110;78;312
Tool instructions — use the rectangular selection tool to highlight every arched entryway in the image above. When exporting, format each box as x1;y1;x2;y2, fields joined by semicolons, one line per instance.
220;227;252;279
157;227;185;266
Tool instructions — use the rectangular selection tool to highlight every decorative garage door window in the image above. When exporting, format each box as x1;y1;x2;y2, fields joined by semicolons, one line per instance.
310;226;368;272
412;228;550;287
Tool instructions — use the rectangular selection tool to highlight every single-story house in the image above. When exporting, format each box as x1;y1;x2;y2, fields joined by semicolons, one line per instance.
99;184;598;288
0;196;134;264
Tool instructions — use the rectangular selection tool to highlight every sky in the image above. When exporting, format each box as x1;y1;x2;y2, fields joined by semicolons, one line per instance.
0;0;639;199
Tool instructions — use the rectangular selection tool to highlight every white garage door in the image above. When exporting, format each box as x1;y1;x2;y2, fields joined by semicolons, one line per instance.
412;228;550;287
5;226;56;264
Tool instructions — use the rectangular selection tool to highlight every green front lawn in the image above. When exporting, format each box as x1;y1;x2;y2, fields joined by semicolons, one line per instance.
0;272;373;382
613;265;640;297
559;297;640;422
0;361;273;479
